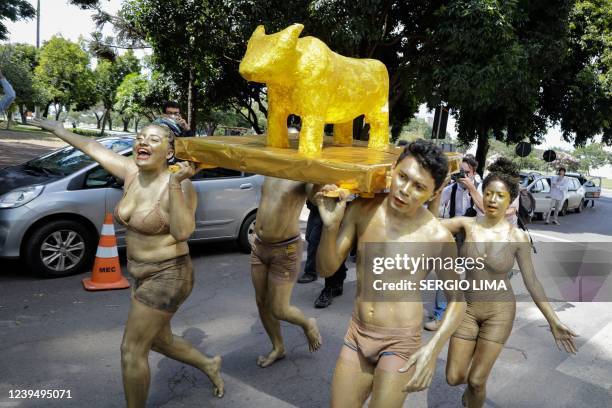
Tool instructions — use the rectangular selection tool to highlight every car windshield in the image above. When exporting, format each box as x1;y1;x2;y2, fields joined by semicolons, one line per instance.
25;139;134;177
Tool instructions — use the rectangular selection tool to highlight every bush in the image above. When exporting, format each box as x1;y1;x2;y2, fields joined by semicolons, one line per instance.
69;128;102;137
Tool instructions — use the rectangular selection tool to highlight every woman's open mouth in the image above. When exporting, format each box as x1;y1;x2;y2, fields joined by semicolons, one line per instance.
136;147;151;161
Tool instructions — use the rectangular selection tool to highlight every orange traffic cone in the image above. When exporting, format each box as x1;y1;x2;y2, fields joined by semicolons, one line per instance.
82;213;130;291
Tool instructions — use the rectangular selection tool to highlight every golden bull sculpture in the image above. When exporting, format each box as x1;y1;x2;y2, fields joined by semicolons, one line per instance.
238;24;390;156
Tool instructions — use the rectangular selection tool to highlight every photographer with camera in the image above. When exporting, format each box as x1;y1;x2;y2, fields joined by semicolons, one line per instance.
424;155;481;331
162;101;195;137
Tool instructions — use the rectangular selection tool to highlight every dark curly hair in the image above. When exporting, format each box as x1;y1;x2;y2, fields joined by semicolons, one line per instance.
396;139;449;190
482;157;520;201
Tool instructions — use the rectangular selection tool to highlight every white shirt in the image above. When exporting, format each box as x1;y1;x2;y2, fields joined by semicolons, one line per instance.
439;176;481;218
550;175;569;201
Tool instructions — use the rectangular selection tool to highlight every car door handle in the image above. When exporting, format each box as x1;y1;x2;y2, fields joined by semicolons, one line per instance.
240;183;253;190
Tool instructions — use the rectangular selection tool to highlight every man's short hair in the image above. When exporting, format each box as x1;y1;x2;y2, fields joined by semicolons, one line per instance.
462;154;478;171
396;139;448;190
558;167;566;174
162;101;180;113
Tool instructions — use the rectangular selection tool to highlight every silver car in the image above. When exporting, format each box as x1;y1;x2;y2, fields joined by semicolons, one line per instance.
0;136;262;277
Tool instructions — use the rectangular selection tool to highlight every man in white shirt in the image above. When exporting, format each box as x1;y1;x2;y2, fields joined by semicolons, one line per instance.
546;167;569;225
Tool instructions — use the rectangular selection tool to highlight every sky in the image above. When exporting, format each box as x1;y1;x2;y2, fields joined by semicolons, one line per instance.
4;0;611;177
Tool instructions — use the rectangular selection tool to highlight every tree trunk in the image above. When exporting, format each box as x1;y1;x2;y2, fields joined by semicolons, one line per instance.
203;122;217;136
94;112;102;129
100;109;108;136
134;117;140;132
122;117;129;132
107;111;113;131
391;121;403;143
187;67;197;132
19;105;27;125
42;102;51;118
475;126;490;177
54;105;62;121
5;111;12;129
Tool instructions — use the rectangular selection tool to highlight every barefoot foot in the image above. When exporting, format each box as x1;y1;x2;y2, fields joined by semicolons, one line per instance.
204;355;224;397
304;318;322;352
256;348;286;368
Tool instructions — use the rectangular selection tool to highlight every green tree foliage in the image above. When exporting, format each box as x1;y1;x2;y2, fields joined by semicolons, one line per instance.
0;0;35;41
416;0;578;174
573;143;612;173
111;0;609;168
114;72;151;131
93;50;140;133
0;44;42;124
540;0;612;147
34;36;96;120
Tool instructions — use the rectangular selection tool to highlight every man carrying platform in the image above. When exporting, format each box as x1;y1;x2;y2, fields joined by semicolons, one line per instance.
250;177;322;367
316;140;465;407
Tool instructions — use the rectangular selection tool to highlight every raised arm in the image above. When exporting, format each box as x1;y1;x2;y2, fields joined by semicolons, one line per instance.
515;230;578;353
168;162;199;241
400;230;466;391
0;71;16;112
30;118;136;180
316;185;356;278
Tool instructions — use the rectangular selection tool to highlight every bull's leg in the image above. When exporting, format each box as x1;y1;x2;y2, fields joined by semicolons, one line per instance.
266;106;289;148
365;101;389;150
332;121;354;146
298;115;325;156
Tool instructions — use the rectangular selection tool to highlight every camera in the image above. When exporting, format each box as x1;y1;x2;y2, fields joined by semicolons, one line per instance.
451;169;466;182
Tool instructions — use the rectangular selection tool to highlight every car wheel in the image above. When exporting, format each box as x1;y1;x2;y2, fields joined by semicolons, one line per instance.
24;220;97;278
575;199;584;213
237;212;257;254
560;200;568;216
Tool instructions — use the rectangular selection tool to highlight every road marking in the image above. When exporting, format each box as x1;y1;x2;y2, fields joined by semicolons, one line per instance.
556;320;612;390
530;231;574;242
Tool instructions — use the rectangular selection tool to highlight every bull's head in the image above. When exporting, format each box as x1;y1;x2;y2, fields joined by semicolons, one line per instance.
239;24;304;83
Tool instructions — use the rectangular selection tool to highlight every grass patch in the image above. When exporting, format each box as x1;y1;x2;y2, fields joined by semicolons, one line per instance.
0;122;52;134
601;178;612;189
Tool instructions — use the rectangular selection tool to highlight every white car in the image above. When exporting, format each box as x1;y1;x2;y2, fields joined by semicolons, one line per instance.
583;176;602;208
525;177;553;220
525;176;585;219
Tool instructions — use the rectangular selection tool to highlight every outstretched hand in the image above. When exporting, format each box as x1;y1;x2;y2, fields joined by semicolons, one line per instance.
314;184;349;227
30;117;64;133
551;321;578;354
398;345;437;393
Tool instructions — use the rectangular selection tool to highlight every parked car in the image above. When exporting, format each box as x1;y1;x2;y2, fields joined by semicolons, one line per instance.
519;171;543;188
524;177;553;220
583;176;602;207
0;136;262;278
544;176;586;215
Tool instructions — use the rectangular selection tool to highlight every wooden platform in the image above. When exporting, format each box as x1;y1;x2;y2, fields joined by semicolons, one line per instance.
175;135;461;194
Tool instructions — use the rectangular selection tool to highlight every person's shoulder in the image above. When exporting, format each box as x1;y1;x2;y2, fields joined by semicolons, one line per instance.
424;213;454;242
350;195;382;214
511;226;529;243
